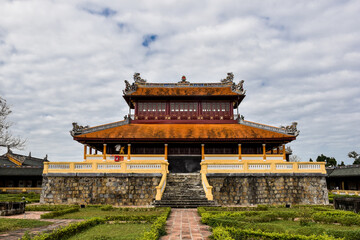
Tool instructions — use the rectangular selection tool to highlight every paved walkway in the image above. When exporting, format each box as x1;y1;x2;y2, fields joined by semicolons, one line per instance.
0;212;82;240
160;209;211;240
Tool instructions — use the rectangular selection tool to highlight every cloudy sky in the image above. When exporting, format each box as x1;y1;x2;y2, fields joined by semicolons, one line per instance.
0;0;359;164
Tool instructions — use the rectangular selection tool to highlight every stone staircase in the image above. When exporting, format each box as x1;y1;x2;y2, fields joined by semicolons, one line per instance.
153;173;219;208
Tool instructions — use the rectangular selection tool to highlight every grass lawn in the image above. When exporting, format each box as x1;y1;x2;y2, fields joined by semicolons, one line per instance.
0;218;52;233
0;193;40;203
56;207;165;219
66;223;152;240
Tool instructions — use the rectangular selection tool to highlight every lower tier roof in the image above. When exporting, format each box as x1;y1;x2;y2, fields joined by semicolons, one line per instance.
74;123;296;142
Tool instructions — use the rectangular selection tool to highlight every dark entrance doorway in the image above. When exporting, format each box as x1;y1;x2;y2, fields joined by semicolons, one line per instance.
167;143;202;173
168;156;202;173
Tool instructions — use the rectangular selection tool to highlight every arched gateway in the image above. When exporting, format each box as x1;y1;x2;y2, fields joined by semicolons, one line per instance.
41;73;328;206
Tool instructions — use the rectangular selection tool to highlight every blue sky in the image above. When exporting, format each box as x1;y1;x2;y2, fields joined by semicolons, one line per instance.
0;0;359;164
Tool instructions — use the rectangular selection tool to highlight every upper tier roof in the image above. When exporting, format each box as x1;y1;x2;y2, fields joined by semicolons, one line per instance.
126;86;241;97
73;122;296;142
122;73;246;107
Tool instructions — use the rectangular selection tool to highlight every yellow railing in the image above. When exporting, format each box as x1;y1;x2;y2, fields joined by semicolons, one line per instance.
201;160;326;174
201;172;213;201
155;173;167;200
331;190;360;196
44;160;169;174
0;187;42;193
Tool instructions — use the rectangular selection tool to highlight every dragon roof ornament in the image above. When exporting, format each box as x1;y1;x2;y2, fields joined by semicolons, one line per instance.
280;122;300;137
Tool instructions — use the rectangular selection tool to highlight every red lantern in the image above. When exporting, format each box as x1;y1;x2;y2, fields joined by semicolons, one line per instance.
114;156;120;162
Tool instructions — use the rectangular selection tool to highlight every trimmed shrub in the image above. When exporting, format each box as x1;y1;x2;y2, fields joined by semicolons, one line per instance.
105;215;159;223
100;205;113;211
212;226;234;240
138;207;171;240
226;227;339;240
21;217;106;240
40;207;80;219
26;205;78;211
256;205;269;211
312;210;360;226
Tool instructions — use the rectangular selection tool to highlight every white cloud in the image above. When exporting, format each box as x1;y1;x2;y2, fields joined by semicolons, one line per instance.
0;0;359;165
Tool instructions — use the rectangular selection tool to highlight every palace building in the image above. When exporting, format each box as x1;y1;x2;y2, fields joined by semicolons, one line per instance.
0;148;48;194
41;73;328;206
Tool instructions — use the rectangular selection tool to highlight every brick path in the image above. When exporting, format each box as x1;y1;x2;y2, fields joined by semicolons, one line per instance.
160;209;211;240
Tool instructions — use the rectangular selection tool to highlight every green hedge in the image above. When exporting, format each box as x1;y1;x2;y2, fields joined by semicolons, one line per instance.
214;227;339;240
26;205;78;211
21;217;106;240
40;207;80;219
104;214;159;223
312;211;360;226
138;207;171;240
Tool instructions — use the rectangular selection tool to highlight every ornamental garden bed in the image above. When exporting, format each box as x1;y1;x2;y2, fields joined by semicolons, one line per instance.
22;205;171;240
199;205;360;240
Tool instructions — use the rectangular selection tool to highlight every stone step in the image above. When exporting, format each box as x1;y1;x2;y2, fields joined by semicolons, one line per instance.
153;173;218;208
153;200;219;208
162;197;207;200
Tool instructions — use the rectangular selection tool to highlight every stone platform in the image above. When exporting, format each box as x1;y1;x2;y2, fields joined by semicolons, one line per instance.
207;173;329;205
40;173;161;206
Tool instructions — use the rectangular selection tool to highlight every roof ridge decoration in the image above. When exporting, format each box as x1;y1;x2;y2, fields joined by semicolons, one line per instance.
70;118;130;136
122;72;246;95
6;152;25;165
239;119;300;136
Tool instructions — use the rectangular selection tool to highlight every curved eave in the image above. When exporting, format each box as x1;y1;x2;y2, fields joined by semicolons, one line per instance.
74;137;296;143
73;123;296;144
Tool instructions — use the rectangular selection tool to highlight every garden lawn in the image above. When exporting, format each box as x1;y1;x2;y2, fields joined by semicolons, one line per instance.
0;218;51;233
0;193;40;203
55;207;165;219
67;223;152;240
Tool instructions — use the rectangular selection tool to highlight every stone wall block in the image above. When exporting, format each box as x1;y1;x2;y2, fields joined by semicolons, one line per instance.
41;175;161;206
208;175;328;206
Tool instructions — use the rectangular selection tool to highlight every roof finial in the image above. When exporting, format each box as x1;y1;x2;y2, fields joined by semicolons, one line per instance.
178;75;189;84
44;154;48;160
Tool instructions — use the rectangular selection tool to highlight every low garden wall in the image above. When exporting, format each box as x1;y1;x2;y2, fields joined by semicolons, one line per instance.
0;201;26;216
207;173;328;205
40;173;161;206
334;197;360;213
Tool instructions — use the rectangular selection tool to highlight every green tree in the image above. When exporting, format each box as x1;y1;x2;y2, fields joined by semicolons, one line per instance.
309;158;313;162
348;151;360;165
316;154;337;167
339;161;345;166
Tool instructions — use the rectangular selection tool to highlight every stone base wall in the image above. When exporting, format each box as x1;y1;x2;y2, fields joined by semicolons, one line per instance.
207;174;329;205
0;202;25;216
40;173;161;206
